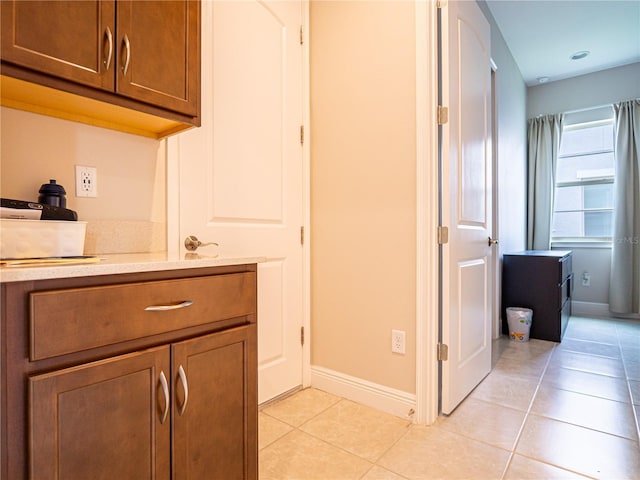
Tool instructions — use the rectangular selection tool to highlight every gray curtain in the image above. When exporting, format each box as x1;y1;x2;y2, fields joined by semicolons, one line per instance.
610;100;640;314
527;114;564;250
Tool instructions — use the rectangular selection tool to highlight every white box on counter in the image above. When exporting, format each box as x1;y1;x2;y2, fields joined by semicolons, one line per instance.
0;219;87;259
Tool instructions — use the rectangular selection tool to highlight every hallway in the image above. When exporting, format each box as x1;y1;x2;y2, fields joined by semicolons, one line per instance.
258;316;640;479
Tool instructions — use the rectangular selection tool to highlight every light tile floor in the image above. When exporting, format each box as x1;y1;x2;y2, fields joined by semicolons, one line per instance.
259;316;640;479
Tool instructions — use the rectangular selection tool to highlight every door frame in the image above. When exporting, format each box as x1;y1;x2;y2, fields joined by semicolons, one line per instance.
414;0;440;425
301;1;311;389
166;0;312;398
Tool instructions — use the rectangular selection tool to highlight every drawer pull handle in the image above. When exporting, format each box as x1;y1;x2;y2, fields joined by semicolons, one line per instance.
144;300;193;311
177;365;189;416
159;371;169;424
122;33;131;75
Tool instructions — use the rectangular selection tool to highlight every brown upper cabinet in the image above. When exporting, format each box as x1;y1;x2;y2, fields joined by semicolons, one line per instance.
0;0;201;138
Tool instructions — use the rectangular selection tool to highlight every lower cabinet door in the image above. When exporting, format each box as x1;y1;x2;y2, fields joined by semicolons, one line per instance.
29;346;171;480
172;324;257;480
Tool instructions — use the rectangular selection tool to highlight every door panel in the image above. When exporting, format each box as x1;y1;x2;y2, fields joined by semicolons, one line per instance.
210;2;286;223
176;0;303;404
441;0;492;414
458;18;488;227
457;259;488;364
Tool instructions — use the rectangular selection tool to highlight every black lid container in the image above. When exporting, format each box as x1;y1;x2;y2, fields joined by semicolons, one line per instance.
38;179;67;208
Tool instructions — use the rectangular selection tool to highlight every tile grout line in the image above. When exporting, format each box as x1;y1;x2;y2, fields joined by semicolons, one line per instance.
262;395;414;479
617;322;640;444
501;320;637;479
360;423;413;480
293;396;415;479
258;394;344;452
558;323;640;443
499;340;557;480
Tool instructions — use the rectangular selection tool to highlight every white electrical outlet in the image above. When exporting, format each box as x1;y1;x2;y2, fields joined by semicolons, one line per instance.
391;329;406;354
582;272;591;287
75;165;98;197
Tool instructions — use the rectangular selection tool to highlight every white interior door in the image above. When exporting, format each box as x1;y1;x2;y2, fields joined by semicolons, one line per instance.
176;0;304;404
440;0;493;414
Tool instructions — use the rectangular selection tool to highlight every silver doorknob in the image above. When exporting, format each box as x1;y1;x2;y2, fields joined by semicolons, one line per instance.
488;236;499;246
184;235;219;252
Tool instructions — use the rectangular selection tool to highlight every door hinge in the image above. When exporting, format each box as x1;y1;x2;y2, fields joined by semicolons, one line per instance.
436;0;447;9
437;106;449;125
300;226;304;245
301;326;305;346
300;125;304;145
437;343;449;361
437;226;449;245
300;25;304;45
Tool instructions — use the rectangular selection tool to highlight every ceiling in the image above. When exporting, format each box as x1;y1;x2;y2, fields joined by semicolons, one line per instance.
484;0;640;87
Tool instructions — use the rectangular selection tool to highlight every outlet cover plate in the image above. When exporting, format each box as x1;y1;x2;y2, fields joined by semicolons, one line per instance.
75;165;97;197
391;329;406;354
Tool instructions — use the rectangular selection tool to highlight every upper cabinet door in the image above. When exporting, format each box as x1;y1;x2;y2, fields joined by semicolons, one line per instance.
0;0;116;91
116;0;200;116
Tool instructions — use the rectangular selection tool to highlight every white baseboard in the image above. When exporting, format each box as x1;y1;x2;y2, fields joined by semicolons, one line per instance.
572;301;640;320
311;365;416;422
572;301;612;318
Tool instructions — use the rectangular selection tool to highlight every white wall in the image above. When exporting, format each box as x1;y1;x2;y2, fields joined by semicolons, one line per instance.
480;3;528;256
0;107;166;254
567;247;611;304
528;62;640;117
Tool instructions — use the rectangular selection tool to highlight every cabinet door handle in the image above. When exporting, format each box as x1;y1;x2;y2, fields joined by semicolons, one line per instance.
144;300;193;311
122;33;131;75
159;371;169;424
177;365;189;416
103;26;113;71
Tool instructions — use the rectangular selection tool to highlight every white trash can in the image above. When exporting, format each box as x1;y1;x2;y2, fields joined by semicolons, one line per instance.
506;307;533;342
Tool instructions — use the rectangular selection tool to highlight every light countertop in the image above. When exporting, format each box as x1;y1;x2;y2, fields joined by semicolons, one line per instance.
0;252;266;283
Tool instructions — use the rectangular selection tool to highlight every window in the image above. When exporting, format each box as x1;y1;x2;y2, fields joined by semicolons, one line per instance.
552;119;615;241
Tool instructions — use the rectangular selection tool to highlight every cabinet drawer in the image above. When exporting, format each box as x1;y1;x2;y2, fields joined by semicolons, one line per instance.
30;272;256;361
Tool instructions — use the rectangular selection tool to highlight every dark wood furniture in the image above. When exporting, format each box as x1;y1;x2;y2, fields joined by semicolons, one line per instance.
0;0;200;138
501;250;573;342
1;264;257;480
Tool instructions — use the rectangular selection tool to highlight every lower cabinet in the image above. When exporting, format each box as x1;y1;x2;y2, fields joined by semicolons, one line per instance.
1;265;258;480
30;325;256;480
